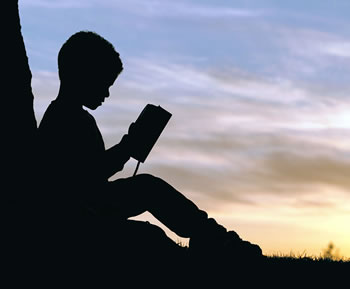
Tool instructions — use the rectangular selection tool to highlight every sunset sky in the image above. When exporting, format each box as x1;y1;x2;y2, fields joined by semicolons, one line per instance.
20;0;350;258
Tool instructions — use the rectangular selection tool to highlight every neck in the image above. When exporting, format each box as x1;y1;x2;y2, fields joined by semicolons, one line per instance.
57;83;82;109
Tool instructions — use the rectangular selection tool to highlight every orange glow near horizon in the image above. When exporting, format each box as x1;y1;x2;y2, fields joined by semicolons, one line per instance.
133;188;350;259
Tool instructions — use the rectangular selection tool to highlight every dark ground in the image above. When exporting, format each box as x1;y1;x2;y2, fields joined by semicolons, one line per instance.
4;220;349;287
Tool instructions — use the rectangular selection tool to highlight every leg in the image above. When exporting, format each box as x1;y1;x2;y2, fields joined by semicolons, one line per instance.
105;174;225;238
98;174;262;259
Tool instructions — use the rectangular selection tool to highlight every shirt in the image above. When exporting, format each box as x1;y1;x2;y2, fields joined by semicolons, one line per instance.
38;99;108;212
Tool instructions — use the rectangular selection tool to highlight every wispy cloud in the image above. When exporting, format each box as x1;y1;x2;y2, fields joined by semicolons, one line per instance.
147;1;257;18
22;0;261;19
22;0;89;9
115;58;350;129
102;0;262;19
275;27;350;79
321;41;350;58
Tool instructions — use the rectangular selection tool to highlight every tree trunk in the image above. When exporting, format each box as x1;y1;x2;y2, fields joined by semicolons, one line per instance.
2;1;37;214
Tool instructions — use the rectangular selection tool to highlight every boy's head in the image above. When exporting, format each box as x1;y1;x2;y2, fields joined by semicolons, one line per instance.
58;31;123;109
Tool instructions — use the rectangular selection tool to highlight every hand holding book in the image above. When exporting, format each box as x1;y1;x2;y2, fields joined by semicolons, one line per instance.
128;104;172;163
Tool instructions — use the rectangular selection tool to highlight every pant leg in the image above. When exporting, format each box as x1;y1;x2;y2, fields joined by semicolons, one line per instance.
104;174;224;238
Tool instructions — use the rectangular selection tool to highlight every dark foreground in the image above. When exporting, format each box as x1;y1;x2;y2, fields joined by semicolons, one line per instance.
4;219;349;287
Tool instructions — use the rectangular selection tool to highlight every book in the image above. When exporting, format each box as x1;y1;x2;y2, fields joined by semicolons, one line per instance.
129;104;172;163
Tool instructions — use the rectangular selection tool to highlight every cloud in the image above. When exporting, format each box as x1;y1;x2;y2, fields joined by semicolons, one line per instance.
256;150;350;193
104;0;262;19
282;28;345;59
274;27;350;79
114;58;350;131
22;0;89;9
321;41;350;58
154;131;350;193
22;0;261;19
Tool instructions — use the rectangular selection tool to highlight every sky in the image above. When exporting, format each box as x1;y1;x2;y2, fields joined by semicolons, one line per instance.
20;0;350;258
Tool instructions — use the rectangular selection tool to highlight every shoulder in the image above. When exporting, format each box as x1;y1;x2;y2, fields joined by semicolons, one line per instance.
38;101;85;140
39;101;101;140
39;101;67;132
39;101;94;129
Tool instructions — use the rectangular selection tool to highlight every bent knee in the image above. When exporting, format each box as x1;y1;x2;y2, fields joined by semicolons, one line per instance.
134;173;161;185
133;173;165;196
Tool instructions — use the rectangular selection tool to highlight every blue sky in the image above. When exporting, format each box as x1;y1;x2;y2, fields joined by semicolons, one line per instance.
20;0;350;257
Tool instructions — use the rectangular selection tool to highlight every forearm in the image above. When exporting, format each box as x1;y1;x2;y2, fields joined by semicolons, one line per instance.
102;135;131;178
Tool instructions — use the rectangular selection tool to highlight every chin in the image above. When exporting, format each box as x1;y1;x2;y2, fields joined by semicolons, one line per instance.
85;103;101;110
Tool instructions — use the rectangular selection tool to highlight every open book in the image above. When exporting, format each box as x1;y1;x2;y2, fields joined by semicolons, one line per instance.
130;104;172;163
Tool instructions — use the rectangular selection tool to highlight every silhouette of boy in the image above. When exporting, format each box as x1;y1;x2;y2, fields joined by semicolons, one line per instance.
38;31;262;259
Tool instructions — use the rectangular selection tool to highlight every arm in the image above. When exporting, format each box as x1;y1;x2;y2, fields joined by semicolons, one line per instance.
100;122;138;179
102;134;131;179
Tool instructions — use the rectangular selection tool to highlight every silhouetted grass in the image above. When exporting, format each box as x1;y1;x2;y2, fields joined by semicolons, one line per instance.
193;253;349;286
266;254;350;265
269;249;349;261
175;242;349;286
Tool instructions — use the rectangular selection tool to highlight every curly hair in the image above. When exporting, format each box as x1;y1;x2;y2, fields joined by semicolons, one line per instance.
58;31;123;82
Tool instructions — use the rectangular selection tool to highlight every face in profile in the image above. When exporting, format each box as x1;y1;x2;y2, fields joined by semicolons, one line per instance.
80;71;117;110
58;31;123;110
